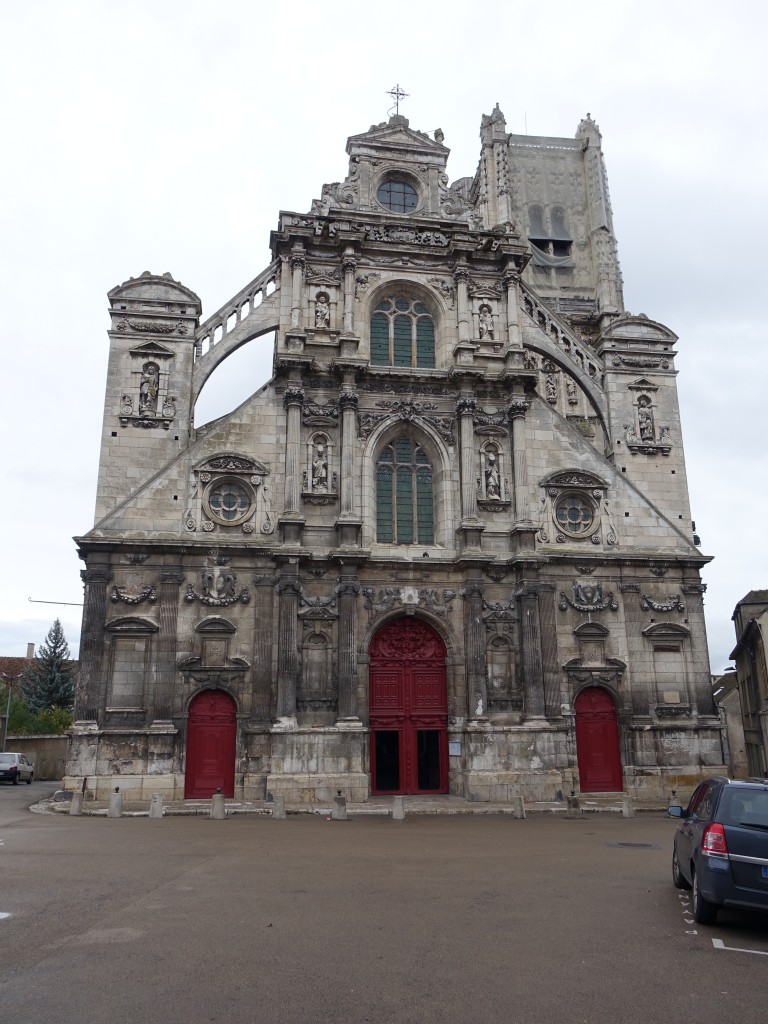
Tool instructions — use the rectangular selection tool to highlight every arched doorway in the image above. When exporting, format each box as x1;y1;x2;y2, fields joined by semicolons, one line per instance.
185;690;237;798
369;618;448;795
575;687;623;793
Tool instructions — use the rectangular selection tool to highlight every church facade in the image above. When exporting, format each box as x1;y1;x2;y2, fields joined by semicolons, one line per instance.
66;106;725;803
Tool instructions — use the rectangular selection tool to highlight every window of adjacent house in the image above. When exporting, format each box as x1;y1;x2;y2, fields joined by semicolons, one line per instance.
370;297;435;368
377;179;418;213
376;437;434;544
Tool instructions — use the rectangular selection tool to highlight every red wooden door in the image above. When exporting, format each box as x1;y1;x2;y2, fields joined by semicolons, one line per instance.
369;619;448;795
575;688;623;793
185;690;237;798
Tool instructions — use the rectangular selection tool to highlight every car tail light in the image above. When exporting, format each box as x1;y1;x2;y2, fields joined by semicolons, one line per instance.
702;823;728;857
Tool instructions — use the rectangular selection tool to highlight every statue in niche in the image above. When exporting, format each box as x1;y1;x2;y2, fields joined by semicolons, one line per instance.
485;451;501;499
311;443;328;490
314;292;330;329
638;398;655;441
139;362;159;415
478;304;494;340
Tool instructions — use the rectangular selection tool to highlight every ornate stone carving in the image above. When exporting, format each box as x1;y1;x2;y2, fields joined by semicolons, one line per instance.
472;410;507;436
116;317;186;335
428;276;455;308
362;586;455;621
365;225;448;246
558;582;618;612
303;401;339;426
640;593;685;612
111;584;157;605
355;272;380;297
298;591;338;619
185;570;250;607
482;599;516;623
283;385;305;408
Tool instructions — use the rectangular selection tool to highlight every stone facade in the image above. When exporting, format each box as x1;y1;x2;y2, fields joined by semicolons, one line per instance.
65;107;726;803
729;590;768;776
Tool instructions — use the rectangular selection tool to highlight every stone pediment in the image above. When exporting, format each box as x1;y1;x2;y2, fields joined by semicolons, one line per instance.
128;340;175;359
347;116;448;158
109;271;201;309
600;315;677;345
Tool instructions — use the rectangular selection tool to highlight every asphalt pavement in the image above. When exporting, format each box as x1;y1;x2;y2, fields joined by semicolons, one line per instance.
1;781;767;1024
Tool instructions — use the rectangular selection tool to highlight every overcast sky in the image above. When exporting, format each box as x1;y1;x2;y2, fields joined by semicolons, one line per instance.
1;1;765;673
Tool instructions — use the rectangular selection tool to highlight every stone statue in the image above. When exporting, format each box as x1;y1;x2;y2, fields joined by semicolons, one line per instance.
478;304;494;340
485;451;501;499
312;444;328;490
315;292;330;329
139;363;159;414
638;401;654;441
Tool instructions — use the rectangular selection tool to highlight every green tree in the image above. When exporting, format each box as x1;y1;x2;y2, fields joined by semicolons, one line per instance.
20;619;75;714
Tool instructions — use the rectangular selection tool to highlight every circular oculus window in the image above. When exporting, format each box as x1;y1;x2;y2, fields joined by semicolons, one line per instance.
204;479;254;525
376;178;418;214
554;492;597;537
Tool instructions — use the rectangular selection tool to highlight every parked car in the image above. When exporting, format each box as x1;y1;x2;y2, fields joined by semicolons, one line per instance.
669;776;768;924
0;752;34;785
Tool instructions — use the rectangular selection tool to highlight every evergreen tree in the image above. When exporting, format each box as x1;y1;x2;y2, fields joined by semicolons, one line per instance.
20;619;75;713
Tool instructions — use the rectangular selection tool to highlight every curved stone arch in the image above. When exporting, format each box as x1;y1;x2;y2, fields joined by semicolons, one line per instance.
524;337;609;439
363;414;456;549
183;681;241;715
571;678;622;708
191;309;279;409
364;276;451;368
361;607;461;663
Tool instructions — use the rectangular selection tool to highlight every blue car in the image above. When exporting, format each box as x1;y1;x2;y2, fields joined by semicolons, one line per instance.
669;777;768;924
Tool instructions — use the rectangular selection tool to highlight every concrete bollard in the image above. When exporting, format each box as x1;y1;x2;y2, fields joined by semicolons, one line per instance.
392;795;405;821
271;794;286;820
331;792;347;821
107;788;123;818
512;795;526;820
622;796;635;818
566;794;581;819
69;792;84;816
149;793;163;819
210;790;226;820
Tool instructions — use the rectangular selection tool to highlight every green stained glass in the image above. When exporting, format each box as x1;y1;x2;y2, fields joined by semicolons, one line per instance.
395;297;410;312
416;470;434;544
396;466;414;543
376;465;393;542
393;315;412;366
416;317;435;368
370;312;389;365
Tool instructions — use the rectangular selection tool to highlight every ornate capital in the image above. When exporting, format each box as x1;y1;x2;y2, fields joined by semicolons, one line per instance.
341;256;357;275
507;399;529;420
290;252;306;273
455;398;477;417
335;581;361;597
81;567;113;586
283;385;305;408
459;583;485;600
682;583;707;595
453;267;469;286
277;578;302;597
502;271;520;290
339;390;359;411
159;571;185;586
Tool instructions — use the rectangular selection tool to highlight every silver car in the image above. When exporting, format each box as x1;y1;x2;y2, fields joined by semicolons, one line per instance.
0;752;34;785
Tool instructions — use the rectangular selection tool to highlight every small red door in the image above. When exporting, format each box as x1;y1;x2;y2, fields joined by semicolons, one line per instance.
185;690;237;798
575;687;623;793
369;619;448;795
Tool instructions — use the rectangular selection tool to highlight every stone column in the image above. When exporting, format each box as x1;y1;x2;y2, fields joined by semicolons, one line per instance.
289;244;305;330
454;266;470;344
153;569;184;721
251;573;277;721
456;397;478;523
275;568;301;725
336;573;361;721
619;583;648;716
683;582;716;716
76;560;113;721
517;584;546;718
508;398;531;524
339;390;359;518
461;581;488;719
282;383;304;517
538;584;561;718
503;267;522;347
341;249;356;335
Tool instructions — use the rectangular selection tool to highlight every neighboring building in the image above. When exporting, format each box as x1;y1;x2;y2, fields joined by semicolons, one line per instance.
65;106;725;803
730;591;768;776
712;670;748;777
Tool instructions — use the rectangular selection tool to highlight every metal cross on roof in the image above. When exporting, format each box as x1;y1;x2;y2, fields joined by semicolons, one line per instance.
386;84;409;117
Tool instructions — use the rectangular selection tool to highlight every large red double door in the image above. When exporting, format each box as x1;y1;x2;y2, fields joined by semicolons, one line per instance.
369;618;448;795
184;690;237;798
574;687;623;793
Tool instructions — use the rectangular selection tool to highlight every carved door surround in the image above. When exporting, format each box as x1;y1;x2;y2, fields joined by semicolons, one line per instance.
184;689;237;798
574;687;623;793
369;617;448;795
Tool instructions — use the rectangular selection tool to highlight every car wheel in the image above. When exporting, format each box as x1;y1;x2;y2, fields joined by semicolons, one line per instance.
672;847;691;890
692;867;718;925
26;774;33;784
12;776;18;785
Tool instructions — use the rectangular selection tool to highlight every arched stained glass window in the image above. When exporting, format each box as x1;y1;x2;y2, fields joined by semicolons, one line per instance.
370;297;435;368
376;437;434;545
